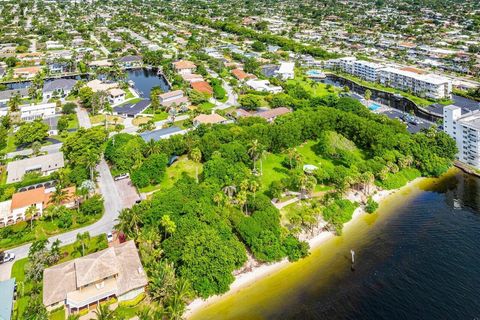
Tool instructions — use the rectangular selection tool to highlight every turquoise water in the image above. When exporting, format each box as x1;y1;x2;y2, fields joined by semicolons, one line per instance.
369;103;381;110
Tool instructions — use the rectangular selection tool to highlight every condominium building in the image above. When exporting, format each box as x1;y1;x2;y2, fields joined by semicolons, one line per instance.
326;57;452;99
379;67;452;99
443;105;480;169
20;103;56;121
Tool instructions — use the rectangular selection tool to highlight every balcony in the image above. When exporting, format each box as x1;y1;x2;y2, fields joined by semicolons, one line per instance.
66;278;118;309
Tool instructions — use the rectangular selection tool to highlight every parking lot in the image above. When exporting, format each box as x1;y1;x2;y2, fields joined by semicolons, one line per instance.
378;108;433;133
114;178;141;208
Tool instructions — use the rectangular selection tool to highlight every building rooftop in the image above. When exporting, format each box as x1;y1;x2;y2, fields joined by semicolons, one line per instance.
140;126;182;142
173;60;196;70
43;240;148;307
43;79;77;93
114;99;150;116
11;187;46;210
6;152;65;184
0;278;15;320
193;113;226;125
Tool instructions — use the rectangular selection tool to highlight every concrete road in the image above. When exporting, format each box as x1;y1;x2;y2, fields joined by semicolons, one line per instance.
213;80;238;110
76;107;92;129
0;106;124;280
91;34;111;57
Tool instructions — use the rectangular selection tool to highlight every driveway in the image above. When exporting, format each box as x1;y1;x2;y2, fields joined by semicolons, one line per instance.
115;178;140;208
76;107;92;129
7;143;63;159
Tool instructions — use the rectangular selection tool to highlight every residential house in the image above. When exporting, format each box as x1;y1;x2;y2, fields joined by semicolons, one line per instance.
87;79;118;93
117;55;143;68
231;68;256;81
191;81;213;96
114;99;151;118
20;103;56;121
6;153;65;184
158;90;189;108
193;113;227;127
172;60;196;75
46;41;64;50
88;60;112;69
0;88;28;103
107;88;126;105
43;241;148;314
140;126;183;142
43;79;77;101
256;107;291;122
0;278;15;320
181;73;204;83
276;62;295;80
48;62;68;74
13;66;41;79
246;79;283;93
0;186;77;227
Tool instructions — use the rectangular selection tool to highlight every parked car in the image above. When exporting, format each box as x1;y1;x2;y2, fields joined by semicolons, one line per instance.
0;251;15;264
107;232;113;242
114;173;129;181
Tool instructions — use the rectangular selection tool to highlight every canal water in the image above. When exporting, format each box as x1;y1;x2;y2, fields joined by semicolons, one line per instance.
190;168;480;320
4;68;170;98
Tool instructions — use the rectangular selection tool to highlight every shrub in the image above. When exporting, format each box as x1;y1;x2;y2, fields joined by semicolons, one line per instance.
80;195;104;216
365;197;379;214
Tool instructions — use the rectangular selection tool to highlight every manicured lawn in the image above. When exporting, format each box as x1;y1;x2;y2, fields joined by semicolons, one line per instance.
139;155;203;193
0;212;102;251
132;116;151;126
138;107;169;121
2;130;17;153
90;114;124;125
197;101;215;112
286;77;338;98
49;308;65;320
67;113;79;129
259;153;290;191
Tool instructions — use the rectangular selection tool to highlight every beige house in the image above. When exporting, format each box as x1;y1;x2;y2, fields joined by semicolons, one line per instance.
172;60;196;75
6;153;65;184
193;113;227;127
43;241;148;314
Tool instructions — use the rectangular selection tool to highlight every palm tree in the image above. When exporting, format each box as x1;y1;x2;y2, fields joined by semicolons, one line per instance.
93;304;115;320
249;180;259;200
76;231;90;256
51;187;69;206
364;89;372;107
144;139;158;157
160;214;176;239
25;205;37;230
236;190;247;214
247;139;262;172
7;93;21;112
222;185;236;198
189;147;202;183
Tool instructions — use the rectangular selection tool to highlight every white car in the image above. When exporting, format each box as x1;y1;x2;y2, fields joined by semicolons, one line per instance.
1;252;15;264
107;232;113;242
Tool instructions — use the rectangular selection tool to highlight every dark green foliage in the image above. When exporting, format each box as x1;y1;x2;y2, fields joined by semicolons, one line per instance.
376;168;421;190
365;197;379;214
15;120;49;146
79;195;104;216
131;153;168;188
322;198;357;234
62;102;77;114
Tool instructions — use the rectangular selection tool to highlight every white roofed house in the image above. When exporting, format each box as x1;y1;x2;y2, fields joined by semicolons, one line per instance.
42;79;77;101
43;240;148;314
6;152;65;184
20;103;56;121
107;88;126;105
276;62;295;80
246;79;283;94
158;90;189;108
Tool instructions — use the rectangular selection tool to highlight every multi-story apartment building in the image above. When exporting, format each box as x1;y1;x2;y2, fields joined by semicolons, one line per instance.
443;105;480;169
379;67;452;99
326;57;453;100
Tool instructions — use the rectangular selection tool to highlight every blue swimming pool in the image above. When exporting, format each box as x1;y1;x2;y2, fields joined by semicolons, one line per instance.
369;103;381;111
306;70;322;76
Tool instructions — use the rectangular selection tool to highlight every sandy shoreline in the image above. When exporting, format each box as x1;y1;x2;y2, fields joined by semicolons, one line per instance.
185;178;422;318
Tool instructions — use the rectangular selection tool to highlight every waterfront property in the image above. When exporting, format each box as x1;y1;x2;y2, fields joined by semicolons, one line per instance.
6;153;65;184
0;278;15;320
159;90;189;108
379;67;452;100
42;240;148;314
326;57;452;99
42;79;77;101
277;62;295;80
443;105;480;169
173;60;197;75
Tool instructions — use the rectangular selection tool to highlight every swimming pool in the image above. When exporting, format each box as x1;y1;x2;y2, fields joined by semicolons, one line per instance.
369;103;381;111
306;70;325;77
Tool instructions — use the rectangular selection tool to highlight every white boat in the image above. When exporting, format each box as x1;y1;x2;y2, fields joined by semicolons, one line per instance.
127;80;135;87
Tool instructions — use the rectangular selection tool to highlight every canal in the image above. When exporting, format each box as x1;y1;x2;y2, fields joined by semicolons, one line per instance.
189;168;480;320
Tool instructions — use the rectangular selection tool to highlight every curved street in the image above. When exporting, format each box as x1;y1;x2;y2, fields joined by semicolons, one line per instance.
0;108;122;280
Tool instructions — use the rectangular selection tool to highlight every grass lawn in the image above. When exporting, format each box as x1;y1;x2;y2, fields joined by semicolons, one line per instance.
2;130;17;153
286;77;338;98
132;116;151;126
139;155;203;193
0;212;102;251
259;153;290;191
125;88;135;99
90;114;124;125
67;113;79;129
11;235;108;319
197;101;215;112
138;108;169;121
49;308;65;320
